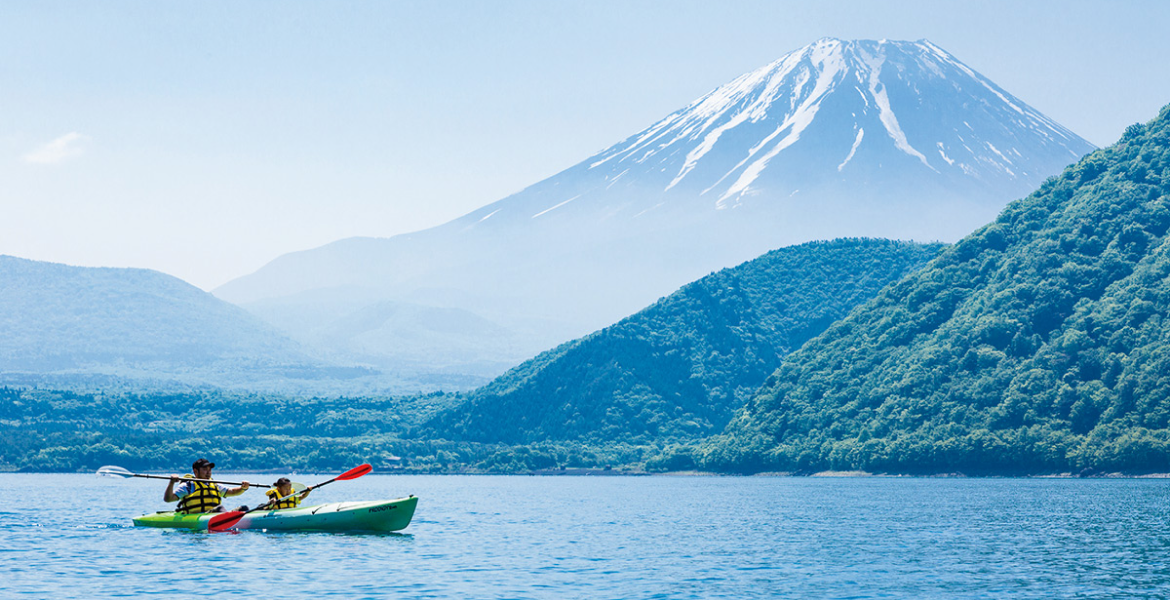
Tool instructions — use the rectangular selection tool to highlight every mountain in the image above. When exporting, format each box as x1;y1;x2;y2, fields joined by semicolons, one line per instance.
215;38;1095;386
0;256;371;392
702;104;1170;475
424;239;945;445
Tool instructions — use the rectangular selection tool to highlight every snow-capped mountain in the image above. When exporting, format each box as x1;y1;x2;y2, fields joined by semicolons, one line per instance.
216;38;1095;387
584;38;1086;213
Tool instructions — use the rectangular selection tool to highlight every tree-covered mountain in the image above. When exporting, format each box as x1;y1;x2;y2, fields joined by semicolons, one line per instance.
425;239;944;445
0;256;371;392
703;104;1170;475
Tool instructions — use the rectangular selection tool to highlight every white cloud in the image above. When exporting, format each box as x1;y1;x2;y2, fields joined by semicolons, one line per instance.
23;132;89;165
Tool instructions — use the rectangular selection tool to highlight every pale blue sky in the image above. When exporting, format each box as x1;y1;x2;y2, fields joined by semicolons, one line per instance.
3;0;1168;289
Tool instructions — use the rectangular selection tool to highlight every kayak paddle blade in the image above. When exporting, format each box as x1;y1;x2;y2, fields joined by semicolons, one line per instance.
96;465;135;478
208;511;245;532
336;464;372;481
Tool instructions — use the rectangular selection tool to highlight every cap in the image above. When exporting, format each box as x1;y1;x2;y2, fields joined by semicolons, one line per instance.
192;458;216;470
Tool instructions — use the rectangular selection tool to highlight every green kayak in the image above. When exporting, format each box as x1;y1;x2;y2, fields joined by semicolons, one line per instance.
133;496;417;533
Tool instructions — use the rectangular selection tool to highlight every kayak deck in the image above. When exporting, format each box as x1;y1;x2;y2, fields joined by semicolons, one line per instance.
133;496;417;533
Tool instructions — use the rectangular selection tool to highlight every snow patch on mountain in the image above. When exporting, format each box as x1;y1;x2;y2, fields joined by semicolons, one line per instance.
859;46;934;170
839;128;865;171
716;44;848;205
532;195;581;219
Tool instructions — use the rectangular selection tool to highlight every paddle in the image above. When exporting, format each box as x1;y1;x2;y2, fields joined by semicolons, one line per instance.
97;465;307;493
208;463;372;532
97;465;273;488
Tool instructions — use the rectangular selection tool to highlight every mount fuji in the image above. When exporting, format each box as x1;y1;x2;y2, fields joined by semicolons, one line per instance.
216;38;1095;387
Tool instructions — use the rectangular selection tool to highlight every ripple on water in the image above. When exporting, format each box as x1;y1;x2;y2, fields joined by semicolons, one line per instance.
4;475;1170;598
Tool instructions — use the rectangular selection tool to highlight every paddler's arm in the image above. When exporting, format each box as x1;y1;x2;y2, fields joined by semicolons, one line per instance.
164;475;182;502
224;481;251;497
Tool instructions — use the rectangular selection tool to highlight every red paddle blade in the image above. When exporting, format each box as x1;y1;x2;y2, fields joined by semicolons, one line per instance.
207;511;245;532
335;463;372;480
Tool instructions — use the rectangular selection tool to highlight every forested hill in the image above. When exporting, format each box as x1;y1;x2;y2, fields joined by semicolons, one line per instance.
703;104;1170;476
0;256;381;393
424;239;944;445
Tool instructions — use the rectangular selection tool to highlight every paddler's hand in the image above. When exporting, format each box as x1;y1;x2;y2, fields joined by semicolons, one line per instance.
163;475;181;503
240;481;250;490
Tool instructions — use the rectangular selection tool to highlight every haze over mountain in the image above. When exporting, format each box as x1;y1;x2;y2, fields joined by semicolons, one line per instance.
0;256;370;392
425;239;944;446
216;38;1095;386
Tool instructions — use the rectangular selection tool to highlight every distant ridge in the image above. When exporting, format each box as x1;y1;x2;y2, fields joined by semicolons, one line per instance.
0;255;369;392
216;38;1095;387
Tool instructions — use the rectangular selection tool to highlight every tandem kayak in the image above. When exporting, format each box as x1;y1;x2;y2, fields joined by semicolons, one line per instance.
132;496;417;533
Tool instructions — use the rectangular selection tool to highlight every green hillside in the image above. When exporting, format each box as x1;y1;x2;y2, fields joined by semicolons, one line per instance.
426;239;944;445
0;256;382;393
0;256;309;369
703;105;1170;475
0;386;652;473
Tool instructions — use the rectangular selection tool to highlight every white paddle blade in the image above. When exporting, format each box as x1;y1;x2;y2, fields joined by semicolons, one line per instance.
292;482;307;493
96;465;135;478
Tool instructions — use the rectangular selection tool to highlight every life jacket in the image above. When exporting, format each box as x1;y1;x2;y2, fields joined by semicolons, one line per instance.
176;474;225;514
266;488;301;509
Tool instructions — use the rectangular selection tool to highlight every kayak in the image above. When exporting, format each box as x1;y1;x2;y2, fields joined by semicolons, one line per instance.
132;496;417;533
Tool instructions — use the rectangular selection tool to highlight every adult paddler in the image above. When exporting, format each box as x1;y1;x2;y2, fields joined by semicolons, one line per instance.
163;458;251;514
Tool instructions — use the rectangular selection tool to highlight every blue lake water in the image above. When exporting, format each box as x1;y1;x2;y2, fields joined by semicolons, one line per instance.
4;474;1170;598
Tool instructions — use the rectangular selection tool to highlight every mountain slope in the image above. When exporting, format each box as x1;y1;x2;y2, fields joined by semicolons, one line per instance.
703;105;1170;475
216;38;1094;385
0;256;365;390
425;239;944;445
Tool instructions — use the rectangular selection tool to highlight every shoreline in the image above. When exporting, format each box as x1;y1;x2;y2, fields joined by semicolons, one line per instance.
10;468;1170;479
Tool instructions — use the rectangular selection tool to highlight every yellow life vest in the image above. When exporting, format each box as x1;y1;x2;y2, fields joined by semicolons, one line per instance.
176;474;225;514
266;488;301;509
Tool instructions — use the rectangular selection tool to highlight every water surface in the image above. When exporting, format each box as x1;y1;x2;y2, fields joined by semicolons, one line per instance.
3;474;1170;598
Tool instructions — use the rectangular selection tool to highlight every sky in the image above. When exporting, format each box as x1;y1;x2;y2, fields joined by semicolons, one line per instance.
3;1;1169;291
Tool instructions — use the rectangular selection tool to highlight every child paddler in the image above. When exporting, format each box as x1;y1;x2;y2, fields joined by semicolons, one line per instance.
262;477;310;510
163;458;251;514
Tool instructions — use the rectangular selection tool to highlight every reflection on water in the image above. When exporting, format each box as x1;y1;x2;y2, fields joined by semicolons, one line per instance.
3;474;1170;598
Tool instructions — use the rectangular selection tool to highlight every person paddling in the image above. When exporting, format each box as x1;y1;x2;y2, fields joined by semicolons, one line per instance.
163;458;251;514
261;477;310;510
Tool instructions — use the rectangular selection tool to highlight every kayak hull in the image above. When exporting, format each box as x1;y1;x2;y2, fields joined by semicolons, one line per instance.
132;496;417;533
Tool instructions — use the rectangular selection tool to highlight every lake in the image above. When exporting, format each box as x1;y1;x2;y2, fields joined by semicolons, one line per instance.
3;474;1170;598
